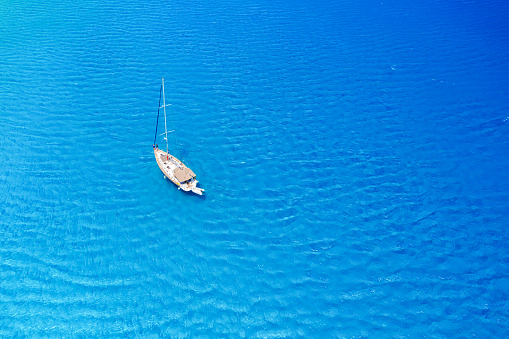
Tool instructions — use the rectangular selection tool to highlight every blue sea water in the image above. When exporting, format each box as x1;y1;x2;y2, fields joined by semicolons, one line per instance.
1;0;509;336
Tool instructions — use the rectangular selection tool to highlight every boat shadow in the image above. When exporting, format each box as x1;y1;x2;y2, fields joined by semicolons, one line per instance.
181;188;206;200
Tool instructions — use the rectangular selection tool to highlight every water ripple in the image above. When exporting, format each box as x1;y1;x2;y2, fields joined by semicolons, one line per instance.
1;0;508;337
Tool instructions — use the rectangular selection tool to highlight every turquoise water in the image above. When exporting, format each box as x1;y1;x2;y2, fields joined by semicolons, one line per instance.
1;0;509;337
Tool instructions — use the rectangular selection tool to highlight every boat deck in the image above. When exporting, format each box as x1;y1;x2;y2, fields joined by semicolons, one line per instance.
155;150;180;184
154;148;203;195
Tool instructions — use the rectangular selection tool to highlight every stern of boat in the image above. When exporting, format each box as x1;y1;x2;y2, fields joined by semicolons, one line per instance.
191;186;204;195
183;180;204;195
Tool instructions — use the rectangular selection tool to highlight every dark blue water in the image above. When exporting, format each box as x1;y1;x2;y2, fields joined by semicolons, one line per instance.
1;0;508;336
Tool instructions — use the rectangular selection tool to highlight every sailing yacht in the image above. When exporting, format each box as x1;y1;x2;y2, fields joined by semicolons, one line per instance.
153;78;204;195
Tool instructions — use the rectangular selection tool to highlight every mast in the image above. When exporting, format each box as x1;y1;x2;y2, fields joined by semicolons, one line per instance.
153;83;162;147
162;78;169;158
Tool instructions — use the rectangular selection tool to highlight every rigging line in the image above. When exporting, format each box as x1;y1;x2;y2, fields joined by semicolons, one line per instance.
168;92;178;159
153;83;162;146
